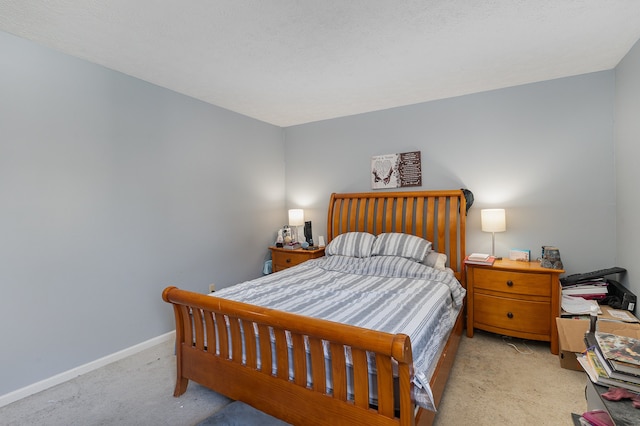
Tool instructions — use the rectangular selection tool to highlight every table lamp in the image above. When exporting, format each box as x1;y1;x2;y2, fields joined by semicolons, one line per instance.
481;208;506;257
288;209;304;244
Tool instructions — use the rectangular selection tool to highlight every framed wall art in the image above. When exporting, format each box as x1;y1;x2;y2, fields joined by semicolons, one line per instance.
371;151;422;189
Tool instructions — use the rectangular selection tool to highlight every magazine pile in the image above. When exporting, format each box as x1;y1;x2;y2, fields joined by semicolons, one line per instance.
579;330;640;393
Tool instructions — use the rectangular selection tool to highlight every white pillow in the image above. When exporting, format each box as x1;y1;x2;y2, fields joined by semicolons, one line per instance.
324;232;376;258
371;233;432;263
423;250;448;271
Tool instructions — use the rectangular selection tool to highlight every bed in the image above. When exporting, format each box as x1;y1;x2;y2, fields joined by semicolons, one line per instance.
162;190;467;426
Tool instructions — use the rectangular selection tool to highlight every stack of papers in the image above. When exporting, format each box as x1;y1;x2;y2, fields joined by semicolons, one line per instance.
562;279;608;300
561;295;602;315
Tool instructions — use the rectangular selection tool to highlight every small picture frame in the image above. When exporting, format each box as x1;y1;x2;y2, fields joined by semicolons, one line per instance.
509;249;530;262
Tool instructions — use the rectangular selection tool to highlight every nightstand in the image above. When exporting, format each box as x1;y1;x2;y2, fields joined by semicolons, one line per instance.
269;246;325;272
466;259;564;354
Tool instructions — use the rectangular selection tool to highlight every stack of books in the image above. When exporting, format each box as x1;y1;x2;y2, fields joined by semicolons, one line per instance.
562;278;609;300
579;331;640;393
464;253;496;266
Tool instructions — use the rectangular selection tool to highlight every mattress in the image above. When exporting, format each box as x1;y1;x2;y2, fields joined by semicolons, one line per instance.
213;254;465;411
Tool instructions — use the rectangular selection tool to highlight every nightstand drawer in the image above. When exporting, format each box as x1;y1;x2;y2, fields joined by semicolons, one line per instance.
472;268;551;297
474;293;551;335
269;246;325;272
271;251;309;270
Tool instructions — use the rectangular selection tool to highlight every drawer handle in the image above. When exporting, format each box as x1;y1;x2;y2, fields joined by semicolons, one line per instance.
506;280;514;287
286;258;291;263
507;312;514;319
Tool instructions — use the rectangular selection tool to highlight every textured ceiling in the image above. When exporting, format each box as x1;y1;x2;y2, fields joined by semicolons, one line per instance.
1;1;640;127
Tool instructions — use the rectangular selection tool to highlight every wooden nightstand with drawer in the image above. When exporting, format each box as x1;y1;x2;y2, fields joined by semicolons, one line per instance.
269;246;325;272
466;259;564;354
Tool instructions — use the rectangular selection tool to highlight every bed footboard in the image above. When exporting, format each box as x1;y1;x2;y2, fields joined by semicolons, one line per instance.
162;286;416;426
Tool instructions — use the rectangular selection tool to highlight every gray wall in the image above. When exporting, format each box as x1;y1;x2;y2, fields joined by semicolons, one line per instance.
3;26;637;399
284;72;617;276
615;38;640;297
0;32;285;395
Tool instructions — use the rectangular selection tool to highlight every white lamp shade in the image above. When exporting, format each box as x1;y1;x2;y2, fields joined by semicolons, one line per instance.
481;209;506;233
288;209;304;227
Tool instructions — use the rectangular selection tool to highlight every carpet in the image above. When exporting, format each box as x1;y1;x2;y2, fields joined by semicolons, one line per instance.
196;401;291;426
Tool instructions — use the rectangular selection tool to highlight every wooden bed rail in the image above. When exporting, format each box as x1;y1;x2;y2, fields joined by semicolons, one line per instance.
162;286;417;426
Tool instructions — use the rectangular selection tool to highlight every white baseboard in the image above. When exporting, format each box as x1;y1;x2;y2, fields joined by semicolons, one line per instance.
0;331;175;408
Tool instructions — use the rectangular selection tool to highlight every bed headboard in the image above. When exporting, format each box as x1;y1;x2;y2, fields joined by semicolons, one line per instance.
327;190;467;281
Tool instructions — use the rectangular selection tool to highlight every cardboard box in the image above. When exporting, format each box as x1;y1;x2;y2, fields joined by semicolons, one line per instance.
561;305;639;322
556;317;640;371
599;305;639;323
557;318;590;371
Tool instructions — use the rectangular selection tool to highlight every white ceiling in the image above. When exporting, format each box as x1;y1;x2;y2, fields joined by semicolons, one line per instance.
1;1;640;127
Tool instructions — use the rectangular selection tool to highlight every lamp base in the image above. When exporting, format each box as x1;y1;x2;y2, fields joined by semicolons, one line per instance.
491;232;496;257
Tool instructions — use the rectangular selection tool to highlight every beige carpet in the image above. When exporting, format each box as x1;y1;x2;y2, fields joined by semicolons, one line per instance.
434;330;586;425
1;330;587;425
0;340;230;426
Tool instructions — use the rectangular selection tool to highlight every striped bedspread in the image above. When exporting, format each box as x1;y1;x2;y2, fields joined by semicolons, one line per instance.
213;254;466;410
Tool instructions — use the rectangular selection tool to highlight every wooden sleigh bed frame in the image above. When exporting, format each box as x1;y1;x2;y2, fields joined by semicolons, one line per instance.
162;190;467;426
